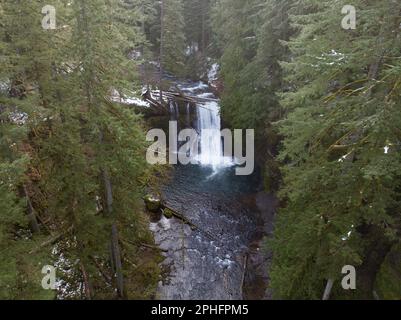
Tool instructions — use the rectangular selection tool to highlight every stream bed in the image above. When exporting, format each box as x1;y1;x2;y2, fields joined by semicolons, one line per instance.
149;80;276;300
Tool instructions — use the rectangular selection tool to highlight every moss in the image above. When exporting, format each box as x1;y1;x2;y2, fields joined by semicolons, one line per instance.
162;208;174;219
263;158;280;193
376;243;401;300
144;194;161;213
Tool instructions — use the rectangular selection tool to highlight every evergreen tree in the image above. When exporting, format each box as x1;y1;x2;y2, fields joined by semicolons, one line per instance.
0;0;65;299
212;0;264;131
270;0;401;299
0;0;160;299
212;0;291;188
160;0;186;76
183;0;214;77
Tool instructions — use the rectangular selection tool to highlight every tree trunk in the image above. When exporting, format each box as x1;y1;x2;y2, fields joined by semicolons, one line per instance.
80;262;93;300
353;224;396;299
201;3;206;56
322;279;334;300
111;224;125;299
22;185;41;233
102;169;113;215
159;0;164;103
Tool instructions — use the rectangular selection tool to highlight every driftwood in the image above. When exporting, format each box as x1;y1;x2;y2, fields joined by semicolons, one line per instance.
121;237;168;253
139;242;166;252
148;89;218;103
161;204;220;243
90;255;113;285
144;194;220;243
29;226;74;254
23;185;41;233
80;262;92;300
111;224;125;299
322;279;334;300
141;89;218;114
134;88;220;118
240;254;248;297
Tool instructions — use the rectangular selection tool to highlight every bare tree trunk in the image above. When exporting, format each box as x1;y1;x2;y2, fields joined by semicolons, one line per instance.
22;185;40;233
322;279;334;300
141;1;146;56
201;5;206;56
80;262;93;300
354;225;396;299
159;0;164;102
102;169;113;214
111;224;125;299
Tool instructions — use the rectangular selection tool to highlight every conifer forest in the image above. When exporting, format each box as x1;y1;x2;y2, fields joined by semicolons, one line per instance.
0;0;400;302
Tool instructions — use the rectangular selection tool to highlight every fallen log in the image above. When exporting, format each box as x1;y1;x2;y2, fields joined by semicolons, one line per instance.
121;237;168;253
240;254;248;298
144;194;219;242
89;255;113;284
322;279;334;300
29;226;74;254
144;88;217;104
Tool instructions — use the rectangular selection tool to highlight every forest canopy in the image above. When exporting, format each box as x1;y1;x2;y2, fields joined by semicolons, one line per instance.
0;0;400;300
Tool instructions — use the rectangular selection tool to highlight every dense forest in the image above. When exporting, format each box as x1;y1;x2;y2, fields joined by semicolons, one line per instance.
1;0;400;300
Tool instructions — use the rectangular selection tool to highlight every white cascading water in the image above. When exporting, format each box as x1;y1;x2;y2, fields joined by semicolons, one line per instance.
173;81;234;169
196;100;233;168
197;101;222;165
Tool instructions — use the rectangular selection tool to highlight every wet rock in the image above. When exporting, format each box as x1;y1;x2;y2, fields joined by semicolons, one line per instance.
144;194;162;213
163;208;174;219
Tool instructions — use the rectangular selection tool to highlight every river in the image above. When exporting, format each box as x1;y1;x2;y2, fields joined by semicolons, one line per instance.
149;80;275;300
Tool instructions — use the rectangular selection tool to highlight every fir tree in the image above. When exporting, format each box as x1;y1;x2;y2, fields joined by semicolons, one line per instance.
0;0;160;299
160;0;186;76
270;0;401;299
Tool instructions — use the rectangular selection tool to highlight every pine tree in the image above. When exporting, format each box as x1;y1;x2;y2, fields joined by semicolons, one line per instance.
211;0;288;189
183;0;214;77
270;0;401;299
160;0;186;76
48;0;159;299
0;0;65;299
0;0;160;299
212;0;265;130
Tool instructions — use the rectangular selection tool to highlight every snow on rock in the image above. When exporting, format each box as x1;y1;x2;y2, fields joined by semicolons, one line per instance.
10;112;28;125
121;96;150;107
0;80;10;94
208;63;219;83
111;89;150;108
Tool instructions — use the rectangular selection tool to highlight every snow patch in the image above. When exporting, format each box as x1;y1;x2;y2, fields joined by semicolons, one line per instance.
208;63;219;82
111;89;150;107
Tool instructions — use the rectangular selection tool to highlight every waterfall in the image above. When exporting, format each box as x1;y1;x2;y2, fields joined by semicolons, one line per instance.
186;103;190;127
196;101;233;168
170;81;234;169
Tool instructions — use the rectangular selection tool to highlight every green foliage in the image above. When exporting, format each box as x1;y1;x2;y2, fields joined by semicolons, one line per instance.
212;0;292;156
212;0;401;299
270;0;401;299
0;0;160;299
161;0;186;76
